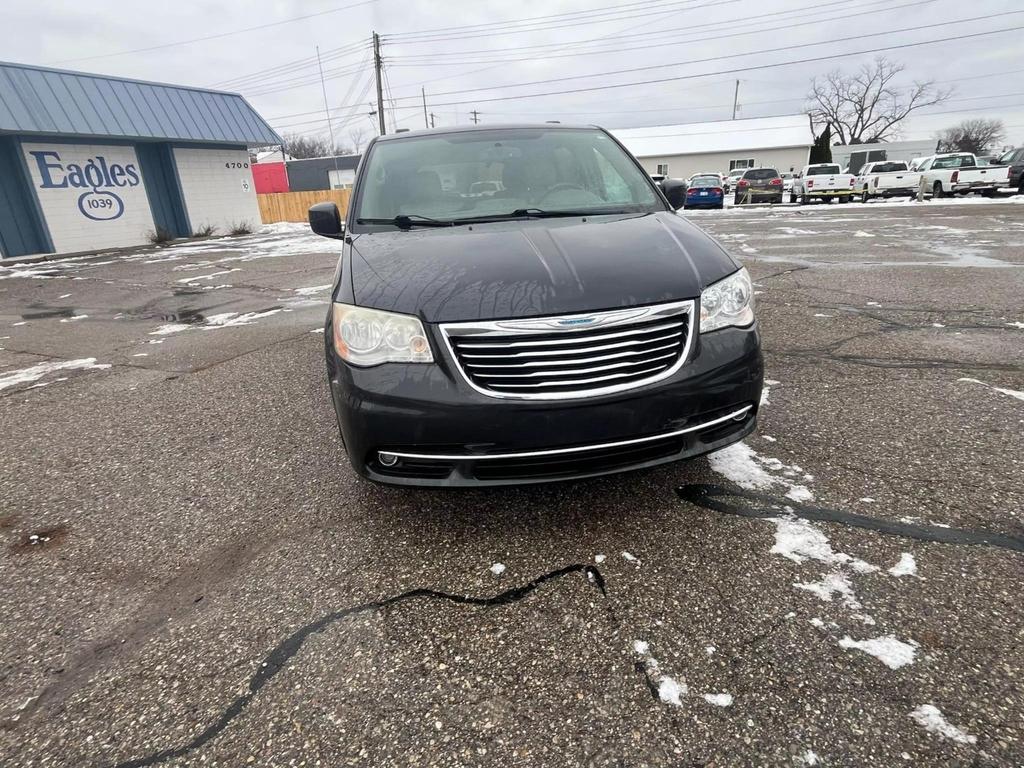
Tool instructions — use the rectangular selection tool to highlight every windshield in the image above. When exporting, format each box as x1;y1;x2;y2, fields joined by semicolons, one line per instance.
806;165;841;175
870;162;908;173
354;128;661;224
743;169;779;180
932;155;974;169
688;176;720;188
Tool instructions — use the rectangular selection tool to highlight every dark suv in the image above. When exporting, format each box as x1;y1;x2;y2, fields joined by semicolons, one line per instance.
734;168;783;205
993;147;1024;193
308;124;762;486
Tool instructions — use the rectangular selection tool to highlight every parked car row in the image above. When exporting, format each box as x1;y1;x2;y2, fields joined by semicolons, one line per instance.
665;149;1024;209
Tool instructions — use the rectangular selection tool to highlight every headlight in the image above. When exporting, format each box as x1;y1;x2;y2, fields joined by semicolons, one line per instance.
700;267;754;333
331;303;434;366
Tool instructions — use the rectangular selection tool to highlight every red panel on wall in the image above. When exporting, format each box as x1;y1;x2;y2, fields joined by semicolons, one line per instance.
252;162;289;193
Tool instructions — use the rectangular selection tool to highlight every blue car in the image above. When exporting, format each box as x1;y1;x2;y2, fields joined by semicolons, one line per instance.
683;177;724;209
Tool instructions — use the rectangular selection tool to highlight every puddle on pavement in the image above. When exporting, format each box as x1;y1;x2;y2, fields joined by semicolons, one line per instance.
153;308;207;325
20;307;77;320
10;523;70;554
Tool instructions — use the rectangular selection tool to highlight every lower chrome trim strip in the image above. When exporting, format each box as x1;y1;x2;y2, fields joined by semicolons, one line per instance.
385;405;753;461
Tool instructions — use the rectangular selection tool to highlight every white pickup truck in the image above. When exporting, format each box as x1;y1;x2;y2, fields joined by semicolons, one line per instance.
855;161;921;202
912;153;1013;197
790;163;857;204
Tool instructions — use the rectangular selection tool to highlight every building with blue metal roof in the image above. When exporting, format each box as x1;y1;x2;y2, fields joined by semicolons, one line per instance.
0;61;282;258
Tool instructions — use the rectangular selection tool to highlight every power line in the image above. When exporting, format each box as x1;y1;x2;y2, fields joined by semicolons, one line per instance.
210;39;371;90
50;0;379;65
385;12;1023;105
391;0;867;56
389;0;929;68
245;60;370;97
384;0;715;41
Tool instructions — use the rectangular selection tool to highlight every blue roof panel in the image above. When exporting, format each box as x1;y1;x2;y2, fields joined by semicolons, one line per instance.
0;61;281;146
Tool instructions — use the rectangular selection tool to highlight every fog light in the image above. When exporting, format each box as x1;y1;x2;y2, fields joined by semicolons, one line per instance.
378;452;399;466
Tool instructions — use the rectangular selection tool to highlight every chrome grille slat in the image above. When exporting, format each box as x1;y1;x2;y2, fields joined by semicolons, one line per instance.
489;364;672;389
460;330;683;360
473;352;678;379
466;342;679;370
441;300;695;400
456;320;682;349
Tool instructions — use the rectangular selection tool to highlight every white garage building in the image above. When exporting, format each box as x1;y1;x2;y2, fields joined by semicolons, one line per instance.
0;61;281;259
612;114;814;180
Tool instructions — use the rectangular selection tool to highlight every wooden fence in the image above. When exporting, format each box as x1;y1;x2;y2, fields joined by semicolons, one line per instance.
257;189;351;224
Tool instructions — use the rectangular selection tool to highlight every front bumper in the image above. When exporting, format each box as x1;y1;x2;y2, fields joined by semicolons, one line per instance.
327;323;763;486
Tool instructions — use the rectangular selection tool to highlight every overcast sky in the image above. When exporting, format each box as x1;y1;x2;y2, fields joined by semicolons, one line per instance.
3;0;1022;150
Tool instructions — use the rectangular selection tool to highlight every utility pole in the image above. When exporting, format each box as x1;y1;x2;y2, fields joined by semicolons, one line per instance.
731;79;740;120
470;110;480;124
373;32;386;136
429;112;436;128
422;87;429;129
316;45;339;172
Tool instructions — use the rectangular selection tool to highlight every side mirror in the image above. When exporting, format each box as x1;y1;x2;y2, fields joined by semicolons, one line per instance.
660;179;687;210
309;202;345;239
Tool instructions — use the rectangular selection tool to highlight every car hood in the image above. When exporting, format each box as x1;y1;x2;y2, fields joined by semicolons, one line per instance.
346;211;738;323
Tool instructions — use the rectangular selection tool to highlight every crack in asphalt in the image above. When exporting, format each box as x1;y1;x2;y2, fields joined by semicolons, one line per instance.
108;564;606;768
677;484;1024;552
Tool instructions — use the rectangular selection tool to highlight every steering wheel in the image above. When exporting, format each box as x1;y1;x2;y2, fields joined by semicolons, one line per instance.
537;183;586;201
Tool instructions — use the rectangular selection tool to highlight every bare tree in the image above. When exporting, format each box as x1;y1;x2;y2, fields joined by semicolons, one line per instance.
808;57;952;145
935;119;1006;155
347;126;369;154
280;132;353;159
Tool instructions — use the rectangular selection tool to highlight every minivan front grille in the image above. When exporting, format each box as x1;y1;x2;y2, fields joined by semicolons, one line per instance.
440;300;694;400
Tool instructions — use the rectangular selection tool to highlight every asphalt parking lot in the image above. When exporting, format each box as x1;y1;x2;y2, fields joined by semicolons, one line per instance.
1;199;1023;767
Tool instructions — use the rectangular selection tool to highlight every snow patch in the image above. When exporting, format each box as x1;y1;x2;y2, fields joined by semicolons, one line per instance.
202;309;282;329
909;704;977;745
853;230;875;238
0;358;110;391
294;284;332;295
958;377;1024;402
796;572;861;609
594;553;606;563
888;552;918;578
703;693;733;707
634;641;686;707
175;268;240;283
800;750;820;766
150;323;190;336
59;315;88;323
658;677;686;706
489;563;506;576
621;551;640;565
839;634;917;669
708;442;814;503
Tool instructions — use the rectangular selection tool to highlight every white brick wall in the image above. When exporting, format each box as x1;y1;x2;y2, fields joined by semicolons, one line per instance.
173;148;261;235
21;142;156;253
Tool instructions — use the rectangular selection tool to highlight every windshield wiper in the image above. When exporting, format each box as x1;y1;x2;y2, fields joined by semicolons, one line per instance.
509;208;642;218
356;214;457;229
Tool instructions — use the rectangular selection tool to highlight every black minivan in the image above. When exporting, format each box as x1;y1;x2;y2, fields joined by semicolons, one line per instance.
309;124;762;486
